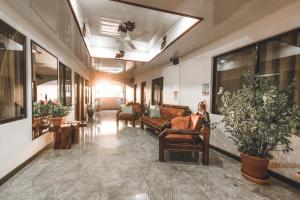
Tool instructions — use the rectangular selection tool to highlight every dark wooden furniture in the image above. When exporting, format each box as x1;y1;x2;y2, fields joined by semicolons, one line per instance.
159;113;211;165
116;102;142;129
54;124;72;149
141;104;191;134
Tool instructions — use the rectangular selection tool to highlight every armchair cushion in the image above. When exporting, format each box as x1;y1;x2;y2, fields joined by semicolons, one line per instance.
189;114;204;131
118;113;133;121
120;105;133;114
165;133;194;143
171;116;191;130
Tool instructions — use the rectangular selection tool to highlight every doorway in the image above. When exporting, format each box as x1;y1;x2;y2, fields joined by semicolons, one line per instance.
74;72;80;121
141;81;146;110
133;84;137;103
152;77;163;106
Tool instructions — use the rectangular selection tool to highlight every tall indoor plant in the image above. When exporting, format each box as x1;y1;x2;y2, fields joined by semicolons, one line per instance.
214;71;300;184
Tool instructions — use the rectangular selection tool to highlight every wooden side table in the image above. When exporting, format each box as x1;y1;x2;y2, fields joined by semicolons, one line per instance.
54;124;72;149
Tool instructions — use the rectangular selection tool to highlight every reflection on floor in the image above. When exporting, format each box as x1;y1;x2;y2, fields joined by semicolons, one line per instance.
0;111;299;200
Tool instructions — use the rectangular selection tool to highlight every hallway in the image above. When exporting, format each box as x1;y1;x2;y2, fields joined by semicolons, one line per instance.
0;111;299;200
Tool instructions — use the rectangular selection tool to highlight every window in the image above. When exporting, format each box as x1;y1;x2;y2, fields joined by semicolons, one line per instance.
32;41;58;103
59;62;72;106
0;19;26;124
213;46;256;113
213;28;300;114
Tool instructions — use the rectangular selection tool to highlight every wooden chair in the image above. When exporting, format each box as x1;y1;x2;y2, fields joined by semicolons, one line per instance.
159;113;210;165
116;102;141;129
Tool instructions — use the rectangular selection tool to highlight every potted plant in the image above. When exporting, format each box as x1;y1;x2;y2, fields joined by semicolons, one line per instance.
213;71;300;184
87;104;95;119
50;102;70;126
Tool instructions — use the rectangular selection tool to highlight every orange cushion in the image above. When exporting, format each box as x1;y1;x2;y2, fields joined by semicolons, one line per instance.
165;134;194;143
160;107;185;121
171;116;190;130
189;114;204;130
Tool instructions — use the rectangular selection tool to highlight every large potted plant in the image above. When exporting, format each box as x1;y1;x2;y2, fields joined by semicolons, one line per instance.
49;102;70;126
214;71;300;184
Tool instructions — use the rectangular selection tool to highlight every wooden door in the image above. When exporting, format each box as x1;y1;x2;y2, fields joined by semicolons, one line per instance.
133;84;137;103
80;77;85;120
152;77;163;106
74;73;80;121
141;81;146;110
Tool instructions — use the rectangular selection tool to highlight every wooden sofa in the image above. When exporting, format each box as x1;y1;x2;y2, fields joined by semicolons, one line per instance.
141;104;191;134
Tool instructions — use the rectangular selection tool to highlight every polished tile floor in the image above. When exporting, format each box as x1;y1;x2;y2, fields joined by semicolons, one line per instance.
0;111;300;200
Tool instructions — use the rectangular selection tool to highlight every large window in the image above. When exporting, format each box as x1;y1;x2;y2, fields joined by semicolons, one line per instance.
59;62;72;106
32;41;58;103
0;19;26;124
213;28;300;114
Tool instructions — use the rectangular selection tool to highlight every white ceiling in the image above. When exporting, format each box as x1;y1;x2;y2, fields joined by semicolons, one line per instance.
74;0;200;63
72;0;297;76
125;0;297;72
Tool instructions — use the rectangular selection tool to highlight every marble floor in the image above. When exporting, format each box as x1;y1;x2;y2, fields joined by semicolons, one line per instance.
0;111;300;200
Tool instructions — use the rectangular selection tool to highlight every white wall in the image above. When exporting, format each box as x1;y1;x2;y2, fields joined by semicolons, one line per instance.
134;1;300;182
0;1;90;179
135;63;180;106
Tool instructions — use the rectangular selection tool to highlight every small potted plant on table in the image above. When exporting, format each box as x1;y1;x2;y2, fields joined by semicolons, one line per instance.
213;72;300;184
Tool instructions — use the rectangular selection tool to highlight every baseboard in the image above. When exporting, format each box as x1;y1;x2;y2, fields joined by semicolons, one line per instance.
0;143;53;186
210;145;300;189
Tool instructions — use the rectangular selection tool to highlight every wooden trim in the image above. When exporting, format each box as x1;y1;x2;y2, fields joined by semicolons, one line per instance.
210;145;300;189
111;0;203;20
0;143;53;186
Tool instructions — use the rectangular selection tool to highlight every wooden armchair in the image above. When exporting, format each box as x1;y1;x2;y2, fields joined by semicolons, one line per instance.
116;102;141;129
159;113;210;165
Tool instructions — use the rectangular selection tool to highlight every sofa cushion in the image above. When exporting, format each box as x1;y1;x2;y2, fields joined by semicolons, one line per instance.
165;133;194;143
149;107;161;118
171;116;191;130
160;107;186;121
189;114;204;130
142;116;168;128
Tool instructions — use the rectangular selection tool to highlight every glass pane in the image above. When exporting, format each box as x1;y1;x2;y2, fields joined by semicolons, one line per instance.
32;43;58;103
59;63;72;106
259;32;300;105
214;46;256;113
0;22;26;123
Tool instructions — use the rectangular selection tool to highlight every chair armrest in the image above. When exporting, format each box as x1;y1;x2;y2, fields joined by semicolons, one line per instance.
159;128;201;138
200;126;210;139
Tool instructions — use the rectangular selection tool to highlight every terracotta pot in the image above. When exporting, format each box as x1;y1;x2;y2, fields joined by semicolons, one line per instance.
51;116;67;127
241;153;271;184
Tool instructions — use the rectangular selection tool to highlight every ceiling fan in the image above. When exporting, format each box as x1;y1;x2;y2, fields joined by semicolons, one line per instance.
118;21;137;50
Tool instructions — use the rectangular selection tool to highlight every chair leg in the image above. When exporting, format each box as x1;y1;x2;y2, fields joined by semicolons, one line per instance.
132;120;136;127
159;137;164;162
141;120;144;129
125;121;128;126
202;138;209;165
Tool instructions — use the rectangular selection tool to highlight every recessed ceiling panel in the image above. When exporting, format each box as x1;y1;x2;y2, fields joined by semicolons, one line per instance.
71;0;202;62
